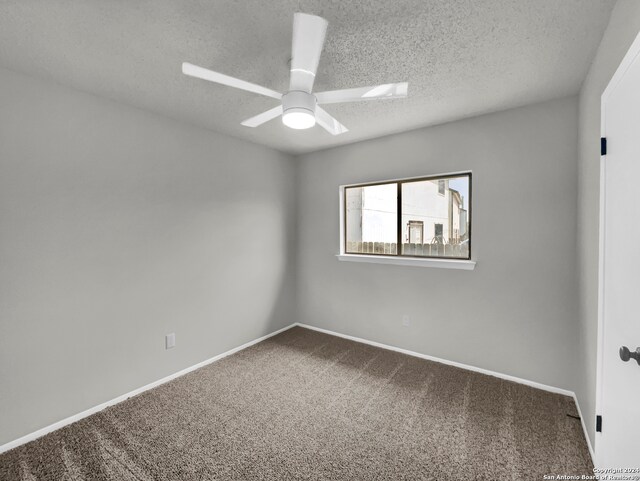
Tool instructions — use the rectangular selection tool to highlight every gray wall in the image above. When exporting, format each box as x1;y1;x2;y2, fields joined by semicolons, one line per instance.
296;96;580;391
576;0;640;447
0;67;296;445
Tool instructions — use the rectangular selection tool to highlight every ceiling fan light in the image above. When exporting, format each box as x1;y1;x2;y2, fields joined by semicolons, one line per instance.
282;108;316;130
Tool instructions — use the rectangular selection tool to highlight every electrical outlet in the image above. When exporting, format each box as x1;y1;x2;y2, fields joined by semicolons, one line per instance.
402;315;411;327
165;333;176;349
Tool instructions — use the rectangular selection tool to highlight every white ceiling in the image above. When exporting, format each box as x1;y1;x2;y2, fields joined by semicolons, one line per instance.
0;1;616;154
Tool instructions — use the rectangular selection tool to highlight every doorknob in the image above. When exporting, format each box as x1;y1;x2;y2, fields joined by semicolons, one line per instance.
619;346;640;365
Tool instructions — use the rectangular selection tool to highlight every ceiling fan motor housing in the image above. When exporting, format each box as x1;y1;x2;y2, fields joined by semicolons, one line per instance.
282;91;317;117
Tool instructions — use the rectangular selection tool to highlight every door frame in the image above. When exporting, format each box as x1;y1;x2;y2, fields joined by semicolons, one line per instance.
595;29;640;466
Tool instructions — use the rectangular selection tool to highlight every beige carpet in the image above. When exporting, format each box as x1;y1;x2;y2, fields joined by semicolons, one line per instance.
0;326;592;480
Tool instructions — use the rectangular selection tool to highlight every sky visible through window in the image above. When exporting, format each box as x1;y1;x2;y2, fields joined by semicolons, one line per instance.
449;177;469;210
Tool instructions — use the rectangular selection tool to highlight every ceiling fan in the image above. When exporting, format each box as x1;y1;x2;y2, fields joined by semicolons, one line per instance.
182;13;408;135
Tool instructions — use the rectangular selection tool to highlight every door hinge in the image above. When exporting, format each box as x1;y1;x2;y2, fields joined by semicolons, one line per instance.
601;137;607;156
596;415;602;433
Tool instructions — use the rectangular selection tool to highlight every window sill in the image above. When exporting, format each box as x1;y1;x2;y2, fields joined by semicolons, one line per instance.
336;254;476;270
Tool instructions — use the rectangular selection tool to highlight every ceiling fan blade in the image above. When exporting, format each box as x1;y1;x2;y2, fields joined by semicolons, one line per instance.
182;62;282;100
289;13;328;93
241;106;283;128
315;82;408;104
315;107;348;135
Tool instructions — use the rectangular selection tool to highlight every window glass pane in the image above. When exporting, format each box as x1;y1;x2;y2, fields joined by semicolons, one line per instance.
345;183;397;254
401;175;470;258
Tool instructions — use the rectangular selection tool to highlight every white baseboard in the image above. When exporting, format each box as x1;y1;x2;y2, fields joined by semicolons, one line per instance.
571;393;595;462
0;323;296;455
294;322;595;464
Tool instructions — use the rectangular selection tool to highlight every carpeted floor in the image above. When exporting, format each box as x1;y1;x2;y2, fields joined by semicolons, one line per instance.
0;326;592;480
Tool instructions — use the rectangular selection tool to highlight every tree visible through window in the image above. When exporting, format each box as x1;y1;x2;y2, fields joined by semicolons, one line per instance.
344;173;471;259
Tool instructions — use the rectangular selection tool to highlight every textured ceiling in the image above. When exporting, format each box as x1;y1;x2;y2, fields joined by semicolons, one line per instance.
0;1;616;154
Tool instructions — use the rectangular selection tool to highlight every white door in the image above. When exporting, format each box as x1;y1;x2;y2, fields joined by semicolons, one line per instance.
598;32;640;468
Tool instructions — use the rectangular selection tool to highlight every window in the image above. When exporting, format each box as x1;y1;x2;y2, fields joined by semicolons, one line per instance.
343;173;471;260
434;223;444;240
406;220;424;243
344;183;397;254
